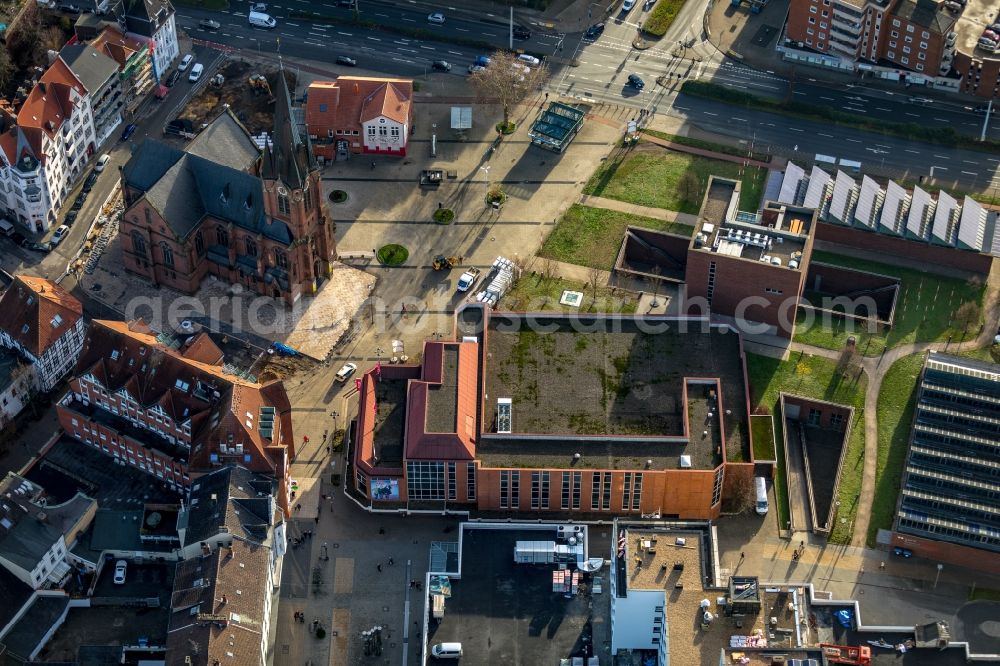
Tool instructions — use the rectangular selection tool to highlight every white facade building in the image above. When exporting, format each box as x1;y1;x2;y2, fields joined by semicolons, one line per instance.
118;0;179;81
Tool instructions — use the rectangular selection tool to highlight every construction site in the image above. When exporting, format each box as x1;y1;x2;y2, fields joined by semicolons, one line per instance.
175;59;295;137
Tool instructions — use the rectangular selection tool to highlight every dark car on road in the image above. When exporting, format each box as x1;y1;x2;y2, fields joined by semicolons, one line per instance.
10;232;25;246
120;123;137;142
336;56;357;66
627;73;645;90
166;69;181;87
82;171;98;193
584;23;605;39
21;240;49;253
72;193;86;211
431;60;452;72
65;210;78;227
198;19;221;30
513;25;531;40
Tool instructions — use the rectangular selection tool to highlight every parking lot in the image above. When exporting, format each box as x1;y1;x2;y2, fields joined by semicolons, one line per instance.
426;528;609;664
92;560;173;602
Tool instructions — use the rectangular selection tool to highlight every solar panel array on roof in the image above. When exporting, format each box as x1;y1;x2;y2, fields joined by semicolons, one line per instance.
828;171;856;224
879;180;909;235
905;186;934;240
778;162;805;204
932;190;958;246
958;196;986;250
854;175;883;229
803;166;831;210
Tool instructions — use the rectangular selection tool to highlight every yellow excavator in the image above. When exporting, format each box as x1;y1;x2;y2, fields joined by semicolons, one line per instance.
433;255;460;271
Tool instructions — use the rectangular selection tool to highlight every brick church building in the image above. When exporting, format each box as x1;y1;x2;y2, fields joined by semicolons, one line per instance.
119;71;336;304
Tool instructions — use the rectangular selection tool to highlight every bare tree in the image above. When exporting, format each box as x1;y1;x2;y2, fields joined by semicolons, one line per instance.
586;266;602;311
676;171;701;207
540;257;556;282
468;50;549;132
954;301;981;336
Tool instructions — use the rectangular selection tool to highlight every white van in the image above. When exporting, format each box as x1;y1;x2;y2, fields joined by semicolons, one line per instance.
0;218;14;237
754;477;769;516
249;10;276;28
430;642;463;659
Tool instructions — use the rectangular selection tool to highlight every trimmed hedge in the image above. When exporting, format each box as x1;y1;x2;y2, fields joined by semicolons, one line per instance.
680;80;999;150
643;0;688;38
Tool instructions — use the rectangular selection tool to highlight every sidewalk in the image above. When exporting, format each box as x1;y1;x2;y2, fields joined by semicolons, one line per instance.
578;193;699;226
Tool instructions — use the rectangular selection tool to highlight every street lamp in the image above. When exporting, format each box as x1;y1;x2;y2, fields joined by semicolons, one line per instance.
934;563;943;589
330;411;339;432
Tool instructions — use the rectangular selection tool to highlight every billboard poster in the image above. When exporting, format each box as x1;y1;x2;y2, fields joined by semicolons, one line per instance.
370;478;400;501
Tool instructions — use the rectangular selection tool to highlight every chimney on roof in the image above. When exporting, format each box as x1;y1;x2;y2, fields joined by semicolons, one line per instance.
220;594;228;605
38;82;45;94
354;83;359;94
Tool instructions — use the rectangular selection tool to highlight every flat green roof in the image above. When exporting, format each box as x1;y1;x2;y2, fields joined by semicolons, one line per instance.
529;102;585;144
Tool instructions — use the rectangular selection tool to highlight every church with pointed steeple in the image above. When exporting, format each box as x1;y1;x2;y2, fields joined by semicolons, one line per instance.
118;70;336;304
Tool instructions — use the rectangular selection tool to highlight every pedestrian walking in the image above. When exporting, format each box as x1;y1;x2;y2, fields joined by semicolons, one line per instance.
371;161;376;170
378;526;385;535
739;551;745;560
880;561;885;570
315;515;320;524
377;563;383;572
326;445;331;454
388;557;394;566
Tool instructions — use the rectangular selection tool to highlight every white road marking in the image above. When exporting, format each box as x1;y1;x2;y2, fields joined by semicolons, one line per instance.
905;149;920;154
788;127;804;132
818;133;833;138
338;31;353;36
962;171;977;175
933;155;950;159
845;139;861;143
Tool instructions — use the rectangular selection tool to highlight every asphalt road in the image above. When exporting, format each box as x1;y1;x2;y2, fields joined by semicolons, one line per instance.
671;93;1000;190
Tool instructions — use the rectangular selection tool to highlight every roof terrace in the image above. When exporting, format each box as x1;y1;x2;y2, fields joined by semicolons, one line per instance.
692;178;813;270
479;316;748;469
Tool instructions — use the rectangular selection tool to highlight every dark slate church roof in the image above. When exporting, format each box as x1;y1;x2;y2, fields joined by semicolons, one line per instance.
261;69;314;190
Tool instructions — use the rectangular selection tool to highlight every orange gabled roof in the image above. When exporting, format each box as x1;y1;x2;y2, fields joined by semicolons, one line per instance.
304;81;340;128
359;81;412;125
90;26;145;68
0;130;16;164
0;275;83;357
17;59;86;138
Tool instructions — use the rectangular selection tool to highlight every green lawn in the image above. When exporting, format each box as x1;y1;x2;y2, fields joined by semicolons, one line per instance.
745;352;867;544
538;204;693;270
866;353;924;547
583;147;765;215
750;414;776;461
503;274;637;313
969;587;1000;601
795;251;985;356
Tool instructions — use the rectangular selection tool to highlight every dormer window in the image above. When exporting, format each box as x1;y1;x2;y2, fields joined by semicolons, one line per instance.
110;350;120;360
20;324;29;334
51;314;62;327
26;295;34;306
220;183;230;204
244;193;253;210
175;379;190;391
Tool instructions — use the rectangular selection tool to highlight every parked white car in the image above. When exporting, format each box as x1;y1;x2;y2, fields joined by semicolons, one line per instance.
114;560;127;585
178;54;193;71
188;63;204;82
427;12;445;24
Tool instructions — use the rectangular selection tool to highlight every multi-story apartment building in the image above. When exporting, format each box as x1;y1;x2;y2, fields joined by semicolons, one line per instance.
113;0;179;81
0;275;86;393
60;43;125;147
165;537;275;666
0;59;96;233
55;318;296;512
892;352;1000;574
120;74;337;304
0;473;96;590
0;352;32;430
91;26;155;118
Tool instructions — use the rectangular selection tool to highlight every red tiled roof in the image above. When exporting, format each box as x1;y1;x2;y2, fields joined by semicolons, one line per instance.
90;26;146;68
0;275;83;357
180;332;224;365
166;539;271;666
17;59;86;139
404;341;478;461
73;320;295;482
359;81;412;125
305;77;412;135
